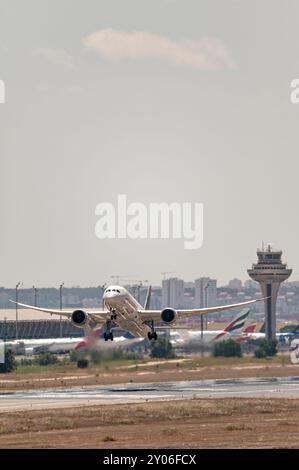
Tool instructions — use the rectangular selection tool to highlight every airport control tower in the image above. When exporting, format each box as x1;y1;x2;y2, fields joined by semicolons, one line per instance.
248;245;292;340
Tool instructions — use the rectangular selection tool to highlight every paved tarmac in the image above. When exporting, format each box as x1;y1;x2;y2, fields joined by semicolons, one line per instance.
1;376;299;412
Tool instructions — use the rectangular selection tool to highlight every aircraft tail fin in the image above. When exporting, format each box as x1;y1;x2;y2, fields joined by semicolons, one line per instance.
76;326;103;350
223;308;251;334
259;322;265;333
144;286;152;310
243;323;257;334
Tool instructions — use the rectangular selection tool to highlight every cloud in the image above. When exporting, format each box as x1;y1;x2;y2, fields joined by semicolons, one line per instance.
34;48;74;68
83;29;235;71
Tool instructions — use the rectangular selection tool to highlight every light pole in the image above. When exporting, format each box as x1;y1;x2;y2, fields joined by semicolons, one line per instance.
15;282;21;340
32;286;38;307
204;282;210;330
200;314;204;357
200;282;209;357
59;282;64;338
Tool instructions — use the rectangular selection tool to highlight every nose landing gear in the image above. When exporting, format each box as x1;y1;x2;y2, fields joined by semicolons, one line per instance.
110;309;117;321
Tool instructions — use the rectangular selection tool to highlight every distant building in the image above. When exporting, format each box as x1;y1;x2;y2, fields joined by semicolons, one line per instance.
162;278;184;308
182;292;194;309
228;278;243;290
244;279;258;290
195;277;217;307
184;281;195;289
0;291;9;306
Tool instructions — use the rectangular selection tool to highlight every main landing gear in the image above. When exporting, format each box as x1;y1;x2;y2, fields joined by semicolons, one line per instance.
104;331;114;341
147;321;158;341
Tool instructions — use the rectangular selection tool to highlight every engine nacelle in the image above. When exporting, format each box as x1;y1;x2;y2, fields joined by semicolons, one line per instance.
71;309;88;328
161;308;177;325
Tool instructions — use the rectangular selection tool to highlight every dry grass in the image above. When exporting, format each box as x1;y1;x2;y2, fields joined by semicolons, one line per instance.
0;356;298;392
0;398;299;448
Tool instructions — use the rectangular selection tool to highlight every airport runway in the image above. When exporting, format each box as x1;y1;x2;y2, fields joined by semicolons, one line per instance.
1;376;299;412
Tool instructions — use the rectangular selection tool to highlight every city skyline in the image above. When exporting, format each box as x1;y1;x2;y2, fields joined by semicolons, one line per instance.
2;276;298;320
0;270;296;290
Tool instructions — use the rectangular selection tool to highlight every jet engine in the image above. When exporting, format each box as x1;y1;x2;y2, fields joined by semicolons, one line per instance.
71;309;88;328
161;308;177;325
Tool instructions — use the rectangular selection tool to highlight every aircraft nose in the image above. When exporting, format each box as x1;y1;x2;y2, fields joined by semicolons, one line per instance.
104;291;115;300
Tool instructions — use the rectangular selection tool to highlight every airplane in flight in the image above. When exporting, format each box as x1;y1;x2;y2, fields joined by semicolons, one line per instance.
11;285;265;342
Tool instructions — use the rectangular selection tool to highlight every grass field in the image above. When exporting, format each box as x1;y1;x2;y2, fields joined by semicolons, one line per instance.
0;355;298;392
12;354;294;374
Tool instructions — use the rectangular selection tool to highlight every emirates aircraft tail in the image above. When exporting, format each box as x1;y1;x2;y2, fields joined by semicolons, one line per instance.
235;323;257;343
75;326;103;350
243;324;257;334
223;308;251;334
213;308;251;341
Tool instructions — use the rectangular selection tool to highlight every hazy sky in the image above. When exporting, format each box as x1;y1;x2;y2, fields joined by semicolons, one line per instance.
1;0;299;287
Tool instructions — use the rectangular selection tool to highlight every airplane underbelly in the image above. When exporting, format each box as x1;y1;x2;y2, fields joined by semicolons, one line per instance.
115;303;149;338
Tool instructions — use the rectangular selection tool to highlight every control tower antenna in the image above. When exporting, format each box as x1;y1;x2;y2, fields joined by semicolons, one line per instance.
247;245;292;340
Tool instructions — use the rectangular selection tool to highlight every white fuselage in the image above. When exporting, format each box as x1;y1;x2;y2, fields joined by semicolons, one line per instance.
170;329;241;346
5;334;142;355
103;286;152;338
244;332;294;343
189;330;231;342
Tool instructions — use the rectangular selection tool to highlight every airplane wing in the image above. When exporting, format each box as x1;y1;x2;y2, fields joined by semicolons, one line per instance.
138;298;265;322
9;300;109;322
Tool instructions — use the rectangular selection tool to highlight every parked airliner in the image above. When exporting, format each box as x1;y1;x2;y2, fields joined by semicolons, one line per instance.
5;328;142;355
11;285;265;342
169;308;252;346
239;329;296;344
